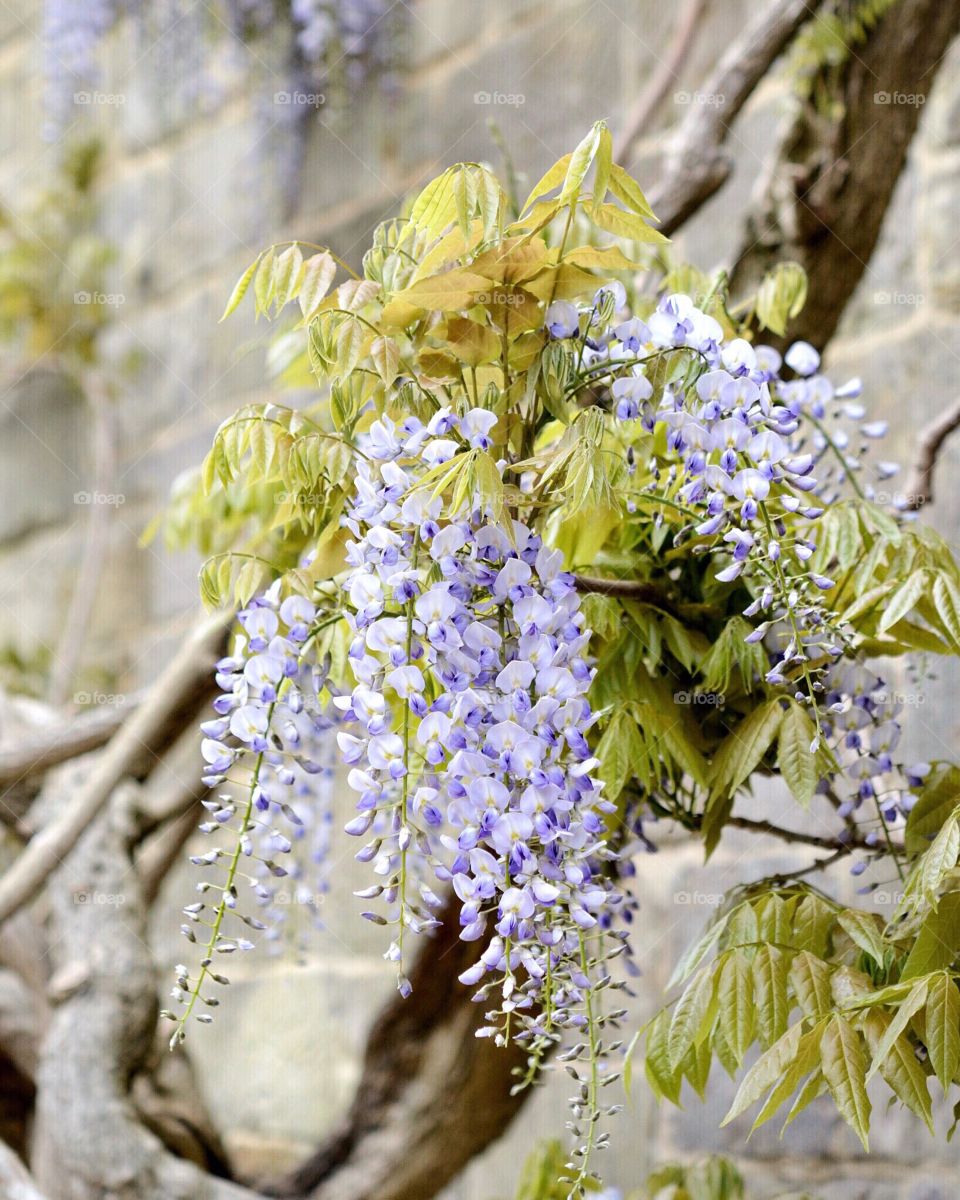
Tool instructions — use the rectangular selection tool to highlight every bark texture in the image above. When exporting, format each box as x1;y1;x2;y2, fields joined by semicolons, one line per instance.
729;0;960;347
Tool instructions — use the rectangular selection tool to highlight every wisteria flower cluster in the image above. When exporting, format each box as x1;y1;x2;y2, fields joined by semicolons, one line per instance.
335;406;628;1164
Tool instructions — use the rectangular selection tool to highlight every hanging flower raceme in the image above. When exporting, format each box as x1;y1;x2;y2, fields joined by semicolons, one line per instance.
167;584;336;1043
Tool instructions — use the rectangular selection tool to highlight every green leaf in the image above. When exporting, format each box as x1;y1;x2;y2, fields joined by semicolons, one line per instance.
901;893;960;980
718;951;754;1067
750;1021;825;1130
790;951;833;1021
862;1010;933;1133
778;702;819;807
781;1069;826;1132
905;769;960;854
668;967;716;1070
595;708;639;802
864;980;928;1081
820;1016;871;1149
645;1008;683;1105
877;571;928;633
753;944;791;1048
220;254;261;321
667;910;730;989
721;1022;803;1127
837;910;888;970
710;700;784;800
926;972;960;1093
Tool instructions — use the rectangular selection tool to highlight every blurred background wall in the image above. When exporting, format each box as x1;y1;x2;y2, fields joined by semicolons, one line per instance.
1;2;960;1196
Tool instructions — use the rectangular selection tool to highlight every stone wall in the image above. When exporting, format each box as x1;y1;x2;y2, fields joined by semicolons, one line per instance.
2;2;960;1197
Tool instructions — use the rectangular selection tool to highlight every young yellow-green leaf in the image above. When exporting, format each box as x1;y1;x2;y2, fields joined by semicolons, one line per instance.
861;1010;934;1133
933;571;960;651
409;168;459;240
476;167;502;242
820;1015;871;1149
298;251;337;319
394;269;493;312
877;571;928;634
606;161;657;219
790;893;835;956
254;246;276;314
234;557;264;607
721;1021;803;1127
560;244;642;272
837;910;888;970
668;967;716;1070
590;124;613;214
919;810;960;901
519;153;572;215
778;701;819;807
718;951;755;1067
753;944;791;1048
453;165;478;239
273;243;304;310
755;261;808;337
864;980;928;1082
336;314;364;377
592;202;669;244
560;121;605;204
220;254;262;321
925;972;960;1094
370;335;401;389
790;951;833;1021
